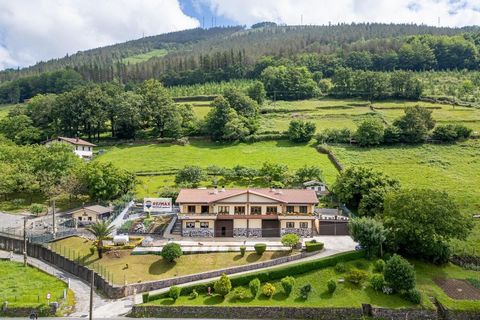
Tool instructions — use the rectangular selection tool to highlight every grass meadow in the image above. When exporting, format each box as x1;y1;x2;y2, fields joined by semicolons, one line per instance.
122;49;167;64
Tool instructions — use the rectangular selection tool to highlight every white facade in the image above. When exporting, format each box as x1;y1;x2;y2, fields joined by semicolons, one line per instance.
73;145;94;159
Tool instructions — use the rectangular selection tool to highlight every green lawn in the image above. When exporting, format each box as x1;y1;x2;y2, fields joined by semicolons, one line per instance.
0;260;71;309
50;237;292;285
122;49;167;64
331;140;480;214
97;140;338;195
144;258;480;311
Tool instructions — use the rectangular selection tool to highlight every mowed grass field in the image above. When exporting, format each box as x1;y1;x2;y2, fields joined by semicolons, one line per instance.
122;49;167;64
50;237;291;285
96;140;339;192
0;260;71;308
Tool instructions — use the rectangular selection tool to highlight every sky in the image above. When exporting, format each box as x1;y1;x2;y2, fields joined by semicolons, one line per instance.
1;0;480;70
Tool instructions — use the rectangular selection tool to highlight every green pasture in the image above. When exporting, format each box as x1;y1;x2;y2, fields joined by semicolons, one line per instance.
122;49;167;64
331;140;480;214
0;260;72;309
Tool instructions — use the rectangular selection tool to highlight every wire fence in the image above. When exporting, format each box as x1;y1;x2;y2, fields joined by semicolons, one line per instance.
48;242;116;285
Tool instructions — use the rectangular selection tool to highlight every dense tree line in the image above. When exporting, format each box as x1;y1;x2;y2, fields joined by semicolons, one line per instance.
1;24;479;92
0;139;136;203
317;106;472;146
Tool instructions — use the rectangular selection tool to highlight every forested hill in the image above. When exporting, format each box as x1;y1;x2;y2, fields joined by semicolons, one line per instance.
1;23;480;104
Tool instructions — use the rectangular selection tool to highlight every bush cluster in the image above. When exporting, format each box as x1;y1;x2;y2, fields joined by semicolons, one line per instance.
305;241;324;252
254;243;267;255
262;282;276;298
281;276;295;296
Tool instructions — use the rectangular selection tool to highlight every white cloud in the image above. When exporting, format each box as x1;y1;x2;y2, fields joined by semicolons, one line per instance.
201;0;480;27
0;0;199;70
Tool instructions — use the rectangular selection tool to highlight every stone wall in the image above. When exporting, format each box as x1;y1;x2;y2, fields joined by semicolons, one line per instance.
131;305;471;320
233;228;262;237
181;228;214;237
131;306;363;319
281;227;312;237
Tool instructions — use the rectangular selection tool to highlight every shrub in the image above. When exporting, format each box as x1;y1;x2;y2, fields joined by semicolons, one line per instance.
240;245;246;256
316;128;352;144
404;288;421;304
232;287;250;300
334;262;347;273
262;283;276;298
249;278;261;297
254;243;267;255
346;269;369;285
300;284;312;299
374;259;386;273
214;274;232;297
384;254;416;292
29;203;44;216
370;274;385;292
142;292;149;303
189;289;198;299
161;243;183;262
169;286;181;301
281;234;300;251
327;279;337;294
281;276;295;296
305;241;324;252
354;260;368;270
288;120;316;143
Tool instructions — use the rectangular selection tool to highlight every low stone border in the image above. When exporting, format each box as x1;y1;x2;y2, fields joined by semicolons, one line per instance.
130;305;439;320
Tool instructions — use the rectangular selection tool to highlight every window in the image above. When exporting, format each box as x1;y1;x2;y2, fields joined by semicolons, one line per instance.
187;206;196;214
88;217;92;221
234;206;245;215
299;206;308;214
218;206;229;214
186;222;195;229
250;206;261;215
266;206;277;215
200;222;209;228
78;217;82;221
286;222;295;228
286;206;294;213
300;222;308;229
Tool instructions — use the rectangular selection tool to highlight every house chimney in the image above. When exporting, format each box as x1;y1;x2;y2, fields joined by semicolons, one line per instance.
270;186;275;192
213;186;218;194
221;186;226;192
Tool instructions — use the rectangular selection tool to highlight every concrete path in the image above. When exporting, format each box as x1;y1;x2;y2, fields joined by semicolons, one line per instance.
0;250;133;318
110;201;135;235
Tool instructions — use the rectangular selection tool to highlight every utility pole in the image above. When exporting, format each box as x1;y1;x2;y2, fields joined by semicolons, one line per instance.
23;217;27;267
89;270;94;320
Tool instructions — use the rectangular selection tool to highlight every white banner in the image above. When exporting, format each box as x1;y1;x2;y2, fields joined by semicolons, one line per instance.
144;198;172;213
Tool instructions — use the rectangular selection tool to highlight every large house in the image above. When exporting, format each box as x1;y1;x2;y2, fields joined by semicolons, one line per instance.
44;137;96;160
175;187;319;238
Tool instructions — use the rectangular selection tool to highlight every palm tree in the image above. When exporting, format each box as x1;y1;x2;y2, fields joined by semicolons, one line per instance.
86;221;115;259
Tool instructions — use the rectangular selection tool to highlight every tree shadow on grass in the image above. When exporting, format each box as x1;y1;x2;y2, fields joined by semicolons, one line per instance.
148;258;176;275
272;291;288;301
271;251;290;259
319;290;333;300
203;294;224;305
233;254;243;261
246;253;262;263
160;298;175;306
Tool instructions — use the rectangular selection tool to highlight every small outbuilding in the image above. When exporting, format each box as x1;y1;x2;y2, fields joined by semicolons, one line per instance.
72;205;112;226
303;180;329;196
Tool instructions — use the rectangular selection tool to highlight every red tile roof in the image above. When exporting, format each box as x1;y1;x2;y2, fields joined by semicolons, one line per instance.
176;188;318;204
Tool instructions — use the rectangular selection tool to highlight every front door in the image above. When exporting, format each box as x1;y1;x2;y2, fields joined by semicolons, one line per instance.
215;219;233;237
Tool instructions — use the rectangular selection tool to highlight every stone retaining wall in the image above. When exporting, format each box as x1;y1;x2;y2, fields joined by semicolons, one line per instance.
130;305;444;319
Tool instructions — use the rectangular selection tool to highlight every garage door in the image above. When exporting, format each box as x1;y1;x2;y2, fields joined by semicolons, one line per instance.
262;220;280;237
319;221;349;235
215;219;233;237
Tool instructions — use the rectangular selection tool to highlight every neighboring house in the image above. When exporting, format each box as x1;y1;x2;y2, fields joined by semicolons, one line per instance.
44;137;96;160
303;180;328;196
71;205;112;225
175;187;319;238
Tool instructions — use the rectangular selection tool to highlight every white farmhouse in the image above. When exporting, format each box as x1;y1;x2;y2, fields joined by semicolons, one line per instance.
44;136;96;160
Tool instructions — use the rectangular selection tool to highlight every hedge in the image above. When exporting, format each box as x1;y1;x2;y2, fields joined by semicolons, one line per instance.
143;250;365;302
305;241;324;252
